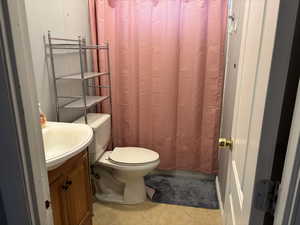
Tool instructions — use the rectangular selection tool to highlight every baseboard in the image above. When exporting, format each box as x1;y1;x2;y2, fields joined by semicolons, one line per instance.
216;176;225;224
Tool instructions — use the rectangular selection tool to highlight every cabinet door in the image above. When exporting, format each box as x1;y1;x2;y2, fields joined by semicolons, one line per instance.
49;176;69;225
65;153;92;225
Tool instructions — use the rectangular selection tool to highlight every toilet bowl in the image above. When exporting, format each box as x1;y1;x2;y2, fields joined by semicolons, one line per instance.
74;113;160;204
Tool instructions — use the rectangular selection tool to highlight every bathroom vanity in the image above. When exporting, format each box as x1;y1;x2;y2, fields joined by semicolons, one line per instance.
42;122;94;225
48;150;92;225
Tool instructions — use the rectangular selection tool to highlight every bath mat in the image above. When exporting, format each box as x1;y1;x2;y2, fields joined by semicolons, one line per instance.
144;174;219;209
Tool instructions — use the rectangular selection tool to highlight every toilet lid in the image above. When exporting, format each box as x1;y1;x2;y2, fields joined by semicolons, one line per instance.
109;147;159;165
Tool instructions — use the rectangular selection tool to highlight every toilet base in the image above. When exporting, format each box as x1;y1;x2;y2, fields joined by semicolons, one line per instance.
116;175;147;204
94;166;147;204
95;178;146;205
93;151;159;205
95;192;124;204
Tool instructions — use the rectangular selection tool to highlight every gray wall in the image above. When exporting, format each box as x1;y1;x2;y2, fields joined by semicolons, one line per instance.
24;0;92;121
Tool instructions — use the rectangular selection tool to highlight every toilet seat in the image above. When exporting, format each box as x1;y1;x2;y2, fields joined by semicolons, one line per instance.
97;147;160;168
97;151;160;171
109;147;159;166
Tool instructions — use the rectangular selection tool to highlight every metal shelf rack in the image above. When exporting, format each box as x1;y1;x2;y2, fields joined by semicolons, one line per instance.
45;31;113;126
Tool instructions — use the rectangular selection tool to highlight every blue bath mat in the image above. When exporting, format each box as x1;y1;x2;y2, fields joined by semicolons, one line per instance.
144;174;219;209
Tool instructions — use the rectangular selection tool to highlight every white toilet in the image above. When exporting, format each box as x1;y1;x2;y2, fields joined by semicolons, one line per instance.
74;113;160;204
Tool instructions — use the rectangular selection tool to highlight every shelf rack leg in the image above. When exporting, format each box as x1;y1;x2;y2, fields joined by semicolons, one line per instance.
79;36;88;124
82;38;90;96
106;42;114;149
48;31;60;122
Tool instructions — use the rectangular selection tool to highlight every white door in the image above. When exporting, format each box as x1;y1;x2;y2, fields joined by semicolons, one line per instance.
221;0;281;224
217;0;246;207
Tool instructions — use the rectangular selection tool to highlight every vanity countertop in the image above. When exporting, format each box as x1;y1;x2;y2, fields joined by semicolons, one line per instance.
42;121;93;170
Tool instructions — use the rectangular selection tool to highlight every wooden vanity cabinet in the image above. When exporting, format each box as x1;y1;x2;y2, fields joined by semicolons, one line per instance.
48;150;92;225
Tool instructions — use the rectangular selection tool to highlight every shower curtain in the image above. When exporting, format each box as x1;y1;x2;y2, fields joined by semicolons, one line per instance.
89;0;227;174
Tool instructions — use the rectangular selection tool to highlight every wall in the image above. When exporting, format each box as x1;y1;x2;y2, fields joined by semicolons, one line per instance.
24;0;92;121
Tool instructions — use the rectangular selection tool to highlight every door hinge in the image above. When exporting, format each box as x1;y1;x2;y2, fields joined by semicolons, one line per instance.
253;180;280;215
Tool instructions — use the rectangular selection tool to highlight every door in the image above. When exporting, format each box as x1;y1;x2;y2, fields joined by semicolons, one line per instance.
218;0;246;205
220;0;281;224
65;153;92;225
49;176;69;225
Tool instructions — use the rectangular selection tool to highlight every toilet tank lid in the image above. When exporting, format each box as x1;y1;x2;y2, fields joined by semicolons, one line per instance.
109;147;159;164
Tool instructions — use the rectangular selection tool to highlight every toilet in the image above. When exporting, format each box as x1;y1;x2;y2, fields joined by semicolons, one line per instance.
74;113;160;204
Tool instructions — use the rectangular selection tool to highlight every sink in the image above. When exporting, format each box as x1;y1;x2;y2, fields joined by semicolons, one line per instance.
42;122;93;170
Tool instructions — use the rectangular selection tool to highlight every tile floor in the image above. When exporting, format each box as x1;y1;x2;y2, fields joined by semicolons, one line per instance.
93;201;222;225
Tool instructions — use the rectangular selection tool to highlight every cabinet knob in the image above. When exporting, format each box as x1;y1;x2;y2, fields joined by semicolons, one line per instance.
62;180;72;190
62;184;69;190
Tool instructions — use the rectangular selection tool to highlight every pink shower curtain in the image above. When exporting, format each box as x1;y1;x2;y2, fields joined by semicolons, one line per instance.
89;0;227;174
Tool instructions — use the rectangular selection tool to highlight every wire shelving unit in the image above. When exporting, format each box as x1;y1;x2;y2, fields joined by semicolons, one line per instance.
45;31;113;132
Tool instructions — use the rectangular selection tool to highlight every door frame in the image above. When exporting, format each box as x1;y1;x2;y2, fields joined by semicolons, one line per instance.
274;83;300;225
0;2;38;224
249;0;300;224
0;0;52;225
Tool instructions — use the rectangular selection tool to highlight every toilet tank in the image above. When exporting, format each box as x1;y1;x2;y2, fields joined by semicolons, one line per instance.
73;113;111;164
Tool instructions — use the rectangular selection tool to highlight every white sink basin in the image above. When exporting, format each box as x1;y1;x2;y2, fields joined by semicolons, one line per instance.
42;122;93;170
